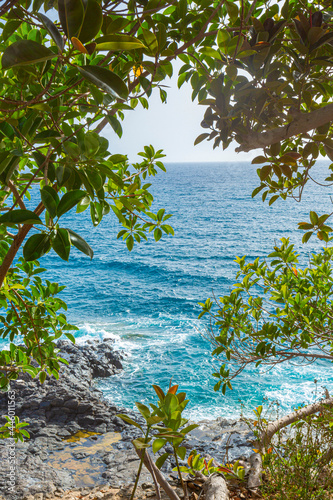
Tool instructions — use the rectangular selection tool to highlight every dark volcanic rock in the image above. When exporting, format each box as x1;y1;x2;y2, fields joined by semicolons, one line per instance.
0;339;253;500
0;339;123;436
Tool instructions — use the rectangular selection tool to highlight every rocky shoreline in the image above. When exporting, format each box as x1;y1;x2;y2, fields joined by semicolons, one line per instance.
0;339;254;500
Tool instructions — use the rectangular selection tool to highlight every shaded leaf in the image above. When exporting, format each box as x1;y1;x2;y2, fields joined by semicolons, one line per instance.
2;40;55;69
79;0;103;44
310;31;333;52
57;190;86;218
176;446;186;460
41;186;59;218
0;209;42;225
155;452;169;469
37;13;64;52
194;133;209;145
23;234;51;261
78;65;128;99
58;0;84;39
67;228;93;258
52;228;70;261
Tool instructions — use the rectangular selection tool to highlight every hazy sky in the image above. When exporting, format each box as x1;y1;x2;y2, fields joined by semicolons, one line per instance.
105;68;257;164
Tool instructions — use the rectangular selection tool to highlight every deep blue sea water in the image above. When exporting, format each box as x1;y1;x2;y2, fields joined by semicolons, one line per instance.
5;161;333;419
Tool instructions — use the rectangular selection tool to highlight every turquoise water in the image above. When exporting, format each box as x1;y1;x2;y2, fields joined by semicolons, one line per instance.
6;162;333;418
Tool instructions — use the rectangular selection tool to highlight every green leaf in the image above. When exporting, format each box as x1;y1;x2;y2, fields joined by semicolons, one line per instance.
117;414;142;430
176;446;186;460
217;29;230;47
310;211;318;225
154;227;162;242
41;186;59;218
194;133;209;145
260;165;271;181
302;231;312;243
67;228;93;259
3;20;22;42
39;371;47;384
58;0;85;39
79;0;103;44
37;13;64;52
33;0;44;11
226;1;238;23
78;65;128;100
20;429;30;438
2;40;56;69
52;228;71;261
107;115;122;138
23;234;51;261
0;209;42;225
126;234;134;251
84;132;100;157
135;402;151;419
152;438;167;453
141;28;158;55
155;452;169;469
252;156;267;164
57;190;86;218
95;34;146;51
132;439;151;450
181;424;199;434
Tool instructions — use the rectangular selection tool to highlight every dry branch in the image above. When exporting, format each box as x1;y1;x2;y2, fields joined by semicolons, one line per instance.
135;449;181;500
259;396;333;449
235;102;333;152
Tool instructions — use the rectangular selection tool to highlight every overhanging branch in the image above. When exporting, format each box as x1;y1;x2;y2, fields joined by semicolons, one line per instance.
259;396;333;450
235;102;333;152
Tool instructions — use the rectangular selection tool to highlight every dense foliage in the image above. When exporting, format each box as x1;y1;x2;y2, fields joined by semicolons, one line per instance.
1;0;333;448
0;0;228;395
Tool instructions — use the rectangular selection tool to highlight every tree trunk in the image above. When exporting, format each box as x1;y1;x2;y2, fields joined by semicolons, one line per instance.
203;475;229;500
248;453;262;492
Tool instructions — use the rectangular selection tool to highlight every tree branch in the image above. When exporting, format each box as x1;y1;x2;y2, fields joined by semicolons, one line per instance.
259;396;333;450
8;181;26;210
235;102;333;152
0;201;45;289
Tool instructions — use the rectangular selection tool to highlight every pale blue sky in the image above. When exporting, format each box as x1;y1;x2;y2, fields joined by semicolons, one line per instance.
106;68;257;164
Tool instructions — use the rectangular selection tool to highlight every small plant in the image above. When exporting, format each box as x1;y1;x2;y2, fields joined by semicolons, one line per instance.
245;403;333;500
178;450;246;482
0;415;30;442
117;383;198;499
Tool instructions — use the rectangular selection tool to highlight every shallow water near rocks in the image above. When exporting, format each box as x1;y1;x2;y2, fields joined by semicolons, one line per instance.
47;431;121;487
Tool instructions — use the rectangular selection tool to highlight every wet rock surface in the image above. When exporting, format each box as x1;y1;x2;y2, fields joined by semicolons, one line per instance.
0;340;253;499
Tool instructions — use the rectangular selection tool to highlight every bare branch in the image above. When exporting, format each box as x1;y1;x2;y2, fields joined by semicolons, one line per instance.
259;396;333;450
7;181;26;210
235;102;333;152
135;449;181;500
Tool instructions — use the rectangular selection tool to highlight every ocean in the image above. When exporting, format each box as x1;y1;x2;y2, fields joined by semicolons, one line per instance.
5;161;333;420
